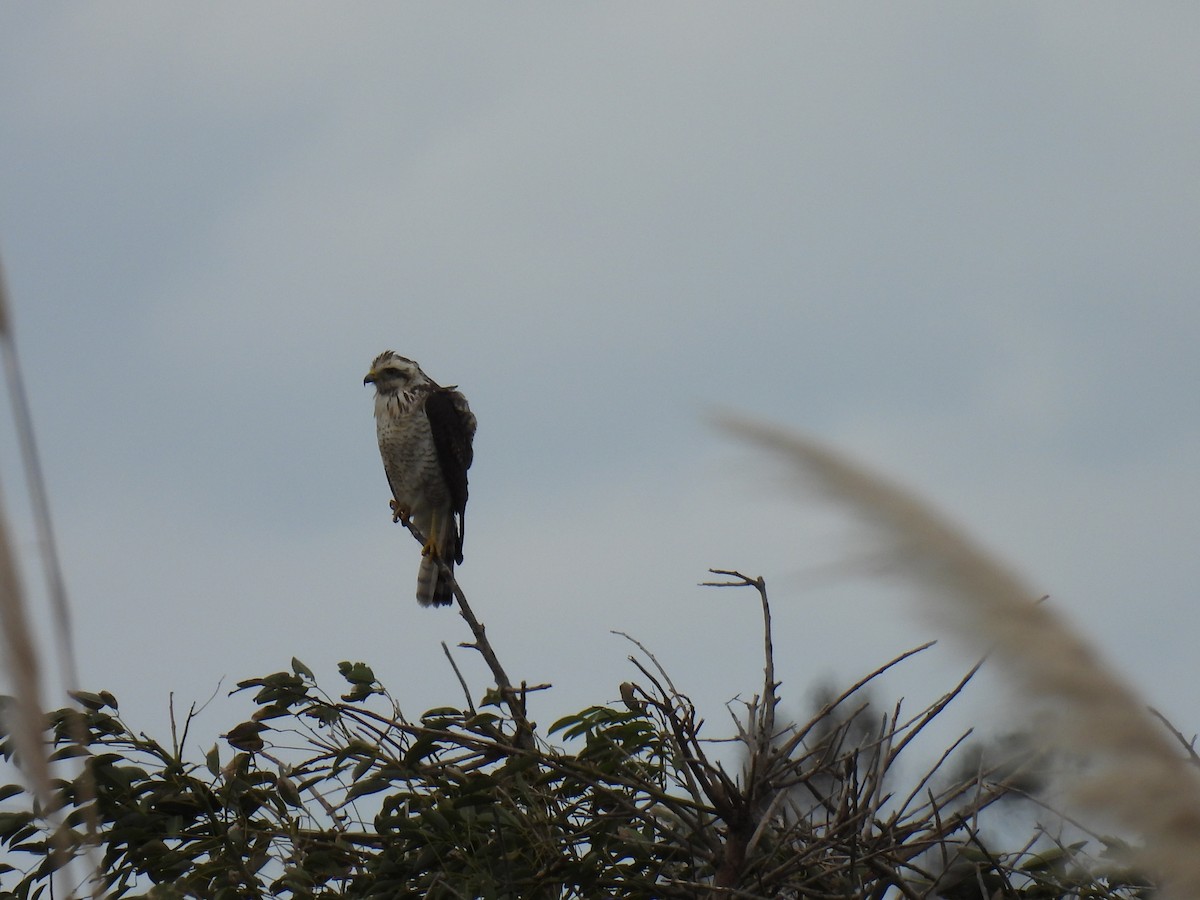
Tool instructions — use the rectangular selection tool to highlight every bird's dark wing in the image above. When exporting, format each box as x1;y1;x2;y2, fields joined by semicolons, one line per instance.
424;388;475;561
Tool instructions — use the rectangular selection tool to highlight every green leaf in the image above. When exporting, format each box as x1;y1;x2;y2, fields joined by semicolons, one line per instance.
291;657;315;681
403;734;441;766
276;775;303;808
351;755;377;781
340;684;375;703
48;745;91;762
548;713;584;735
420;708;464;728
68;691;109;710
0;811;34;840
1021;846;1070;872
224;721;268;752
302;703;340;726
205;743;221;776
338;661;376;685
345;777;389;801
252;704;296;722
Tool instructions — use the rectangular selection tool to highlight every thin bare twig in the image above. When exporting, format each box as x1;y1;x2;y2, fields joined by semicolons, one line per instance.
1149;707;1200;766
441;641;476;714
774;642;936;762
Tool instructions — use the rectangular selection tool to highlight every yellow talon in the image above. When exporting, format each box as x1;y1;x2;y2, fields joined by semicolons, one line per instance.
390;500;411;525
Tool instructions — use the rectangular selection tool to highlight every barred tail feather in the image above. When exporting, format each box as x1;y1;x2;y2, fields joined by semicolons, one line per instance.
435;560;455;607
415;555;437;607
416;556;454;607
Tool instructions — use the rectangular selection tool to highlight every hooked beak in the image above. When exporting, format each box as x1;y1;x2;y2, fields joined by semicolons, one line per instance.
363;371;376;385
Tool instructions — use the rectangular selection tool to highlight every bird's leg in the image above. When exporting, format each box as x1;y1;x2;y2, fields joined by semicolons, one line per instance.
421;512;440;558
390;500;411;526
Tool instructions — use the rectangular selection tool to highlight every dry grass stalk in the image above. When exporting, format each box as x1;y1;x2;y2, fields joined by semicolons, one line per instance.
1;253;101;897
1;255;80;691
719;414;1200;897
0;493;50;806
0;258;51;808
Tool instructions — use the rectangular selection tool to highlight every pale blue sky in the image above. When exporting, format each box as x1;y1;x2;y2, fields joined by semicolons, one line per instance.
1;4;1197;754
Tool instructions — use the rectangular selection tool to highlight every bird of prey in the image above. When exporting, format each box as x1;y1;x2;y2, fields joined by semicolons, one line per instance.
363;352;476;607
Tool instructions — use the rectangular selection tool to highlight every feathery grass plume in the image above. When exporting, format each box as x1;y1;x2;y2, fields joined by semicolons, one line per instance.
0;483;51;811
2;256;102;898
718;413;1200;898
0;262;9;337
0;255;77;686
0;259;52;809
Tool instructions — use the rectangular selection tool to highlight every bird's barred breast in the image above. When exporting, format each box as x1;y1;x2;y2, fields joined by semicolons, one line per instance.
376;411;449;517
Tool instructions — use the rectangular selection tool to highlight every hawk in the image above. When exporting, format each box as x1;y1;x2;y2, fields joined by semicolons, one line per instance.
363;352;476;607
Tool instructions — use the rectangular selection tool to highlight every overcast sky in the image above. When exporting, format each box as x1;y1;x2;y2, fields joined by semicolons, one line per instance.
1;5;1197;760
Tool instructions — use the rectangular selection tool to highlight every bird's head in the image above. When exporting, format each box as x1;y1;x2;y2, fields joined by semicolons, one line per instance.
363;351;430;394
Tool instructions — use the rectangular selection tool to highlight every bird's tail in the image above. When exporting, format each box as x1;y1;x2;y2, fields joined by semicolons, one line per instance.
415;514;459;607
417;555;455;607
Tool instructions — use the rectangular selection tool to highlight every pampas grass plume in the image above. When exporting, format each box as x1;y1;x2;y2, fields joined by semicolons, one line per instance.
720;413;1200;897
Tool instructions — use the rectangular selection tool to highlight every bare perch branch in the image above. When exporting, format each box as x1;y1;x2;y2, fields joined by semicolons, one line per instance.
402;520;534;750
